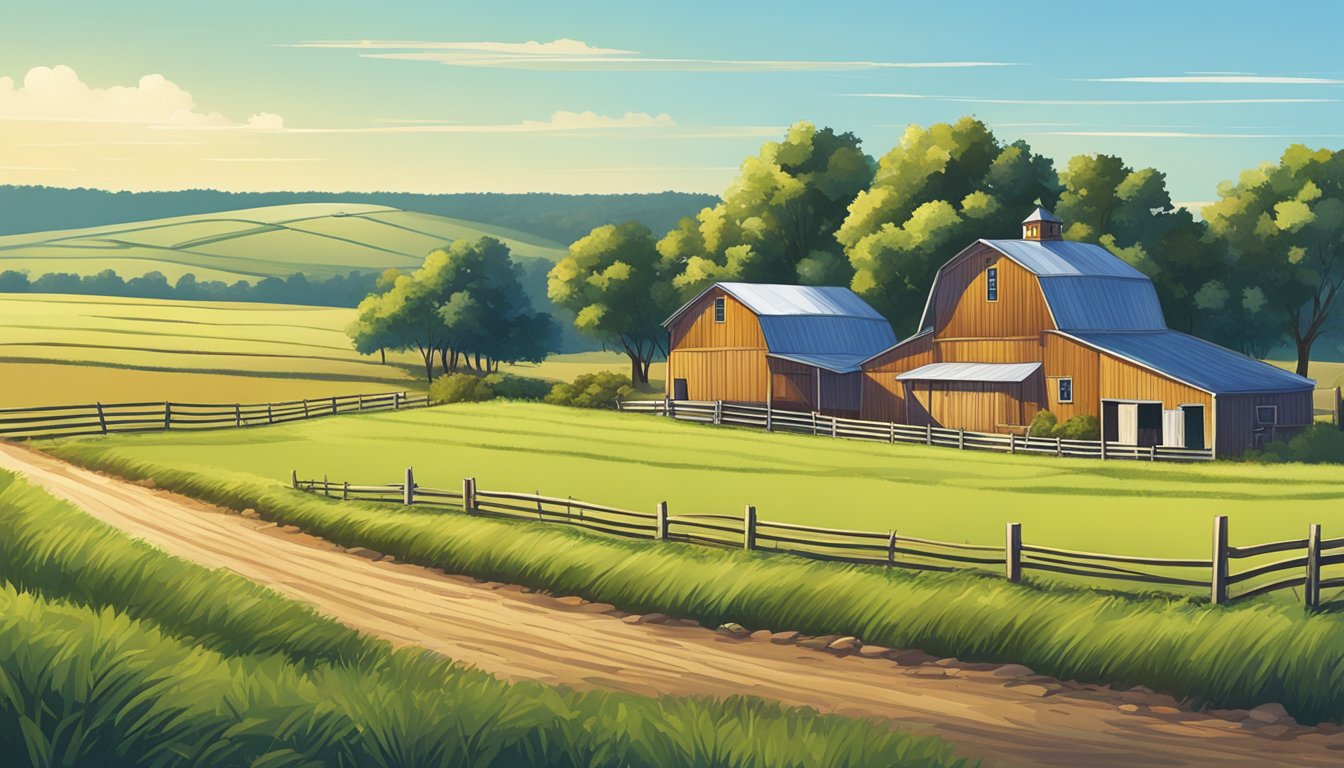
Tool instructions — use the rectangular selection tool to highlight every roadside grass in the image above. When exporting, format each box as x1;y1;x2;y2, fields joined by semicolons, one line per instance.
0;469;969;768
33;449;1344;725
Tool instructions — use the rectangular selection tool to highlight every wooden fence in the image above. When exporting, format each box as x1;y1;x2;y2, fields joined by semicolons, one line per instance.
0;391;429;440
617;399;1215;462
293;469;1344;609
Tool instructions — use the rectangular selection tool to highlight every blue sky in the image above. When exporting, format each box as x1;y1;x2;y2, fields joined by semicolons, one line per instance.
1;0;1341;205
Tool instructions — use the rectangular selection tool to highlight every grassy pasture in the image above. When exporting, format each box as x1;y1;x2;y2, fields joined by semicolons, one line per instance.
0;294;660;407
0;202;568;282
46;401;1344;567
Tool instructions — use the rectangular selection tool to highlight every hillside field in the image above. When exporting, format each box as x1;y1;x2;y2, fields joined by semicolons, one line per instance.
48;400;1344;577
0;202;568;282
0;294;660;407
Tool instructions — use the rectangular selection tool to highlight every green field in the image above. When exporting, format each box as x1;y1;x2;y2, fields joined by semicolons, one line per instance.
0;202;568;282
0;294;660;407
47;400;1344;563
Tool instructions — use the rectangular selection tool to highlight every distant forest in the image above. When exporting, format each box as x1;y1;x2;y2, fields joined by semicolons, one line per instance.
0;186;718;245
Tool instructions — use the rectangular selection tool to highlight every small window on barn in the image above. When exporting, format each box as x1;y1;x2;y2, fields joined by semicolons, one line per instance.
1057;377;1073;404
713;296;726;323
1255;405;1278;425
986;267;998;302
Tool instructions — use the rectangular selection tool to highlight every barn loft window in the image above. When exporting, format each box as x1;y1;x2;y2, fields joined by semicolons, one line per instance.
1057;378;1073;404
713;296;726;323
1255;405;1278;425
986;267;998;302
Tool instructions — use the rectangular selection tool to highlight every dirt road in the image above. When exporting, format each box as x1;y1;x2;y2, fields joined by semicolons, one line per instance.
2;443;1340;767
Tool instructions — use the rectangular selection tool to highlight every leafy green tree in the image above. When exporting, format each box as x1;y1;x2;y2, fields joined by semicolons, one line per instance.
1204;145;1344;375
659;121;873;293
1055;154;1229;340
838;117;1059;331
550;222;679;384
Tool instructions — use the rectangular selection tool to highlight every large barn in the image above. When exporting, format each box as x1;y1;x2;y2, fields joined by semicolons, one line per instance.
859;208;1316;456
663;282;897;417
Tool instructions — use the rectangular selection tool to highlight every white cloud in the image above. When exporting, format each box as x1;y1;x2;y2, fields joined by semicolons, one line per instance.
0;65;284;128
846;92;1338;105
1087;75;1344;84
293;38;1014;71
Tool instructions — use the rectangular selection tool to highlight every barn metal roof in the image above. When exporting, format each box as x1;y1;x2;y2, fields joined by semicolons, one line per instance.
896;361;1042;383
980;239;1149;279
713;282;887;319
1037;276;1167;331
767;352;874;374
1063;330;1316;395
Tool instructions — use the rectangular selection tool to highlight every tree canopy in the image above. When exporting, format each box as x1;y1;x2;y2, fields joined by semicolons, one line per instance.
838;117;1060;333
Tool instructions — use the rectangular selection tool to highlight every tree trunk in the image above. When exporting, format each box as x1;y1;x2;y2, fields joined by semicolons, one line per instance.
1296;336;1313;378
439;347;450;375
628;352;648;385
421;352;434;383
379;348;386;365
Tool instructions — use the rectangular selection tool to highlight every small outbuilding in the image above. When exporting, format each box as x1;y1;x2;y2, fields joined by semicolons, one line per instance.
663;282;896;417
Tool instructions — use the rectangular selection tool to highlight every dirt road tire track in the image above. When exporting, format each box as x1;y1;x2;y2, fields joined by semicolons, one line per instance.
1;443;1341;767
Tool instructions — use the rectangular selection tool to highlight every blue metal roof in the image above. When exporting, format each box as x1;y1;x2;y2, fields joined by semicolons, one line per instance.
1037;276;1167;331
1022;207;1062;224
767;351;874;374
715;282;888;319
757;315;896;356
981;239;1149;279
1064;330;1315;395
897;361;1041;383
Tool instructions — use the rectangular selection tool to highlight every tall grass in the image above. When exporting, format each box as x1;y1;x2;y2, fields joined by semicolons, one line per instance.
0;470;969;768
46;447;1344;725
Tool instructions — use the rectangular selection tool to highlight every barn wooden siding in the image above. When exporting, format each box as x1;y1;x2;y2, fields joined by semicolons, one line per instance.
904;375;1040;433
928;245;1054;339
1215;392;1314;456
861;332;936;423
666;288;770;402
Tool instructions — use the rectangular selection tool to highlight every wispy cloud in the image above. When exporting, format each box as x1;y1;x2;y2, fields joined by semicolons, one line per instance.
1087;75;1344;84
266;111;677;134
1031;130;1344;139
846;92;1338;105
291;38;1014;72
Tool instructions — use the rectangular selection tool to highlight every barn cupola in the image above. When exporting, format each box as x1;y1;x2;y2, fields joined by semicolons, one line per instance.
1022;207;1063;241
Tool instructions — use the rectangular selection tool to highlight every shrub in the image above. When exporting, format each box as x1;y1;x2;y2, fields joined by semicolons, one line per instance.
484;372;551;401
545;370;633;409
429;372;495;404
1248;423;1344;464
1028;410;1058;438
1056;414;1100;440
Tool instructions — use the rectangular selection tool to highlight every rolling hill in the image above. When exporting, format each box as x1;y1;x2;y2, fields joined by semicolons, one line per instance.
0;203;570;283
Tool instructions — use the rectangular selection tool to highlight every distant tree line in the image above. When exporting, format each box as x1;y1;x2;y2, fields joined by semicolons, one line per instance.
0;187;716;246
0;268;379;307
347;238;557;382
551;118;1344;379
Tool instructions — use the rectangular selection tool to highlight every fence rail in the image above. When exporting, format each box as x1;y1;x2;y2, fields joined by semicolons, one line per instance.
616;399;1216;462
293;469;1344;609
0;391;429;441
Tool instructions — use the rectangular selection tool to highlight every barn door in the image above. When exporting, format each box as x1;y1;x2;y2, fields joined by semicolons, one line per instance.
1116;403;1139;445
1162;409;1184;447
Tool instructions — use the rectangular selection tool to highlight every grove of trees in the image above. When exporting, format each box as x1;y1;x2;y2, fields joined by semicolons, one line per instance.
552;118;1343;380
347;237;557;382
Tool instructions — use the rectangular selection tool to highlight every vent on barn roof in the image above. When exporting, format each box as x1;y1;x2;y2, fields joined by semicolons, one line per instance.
1022;206;1063;241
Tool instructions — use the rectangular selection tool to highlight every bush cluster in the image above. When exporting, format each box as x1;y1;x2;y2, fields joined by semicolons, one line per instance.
544;370;633;409
1027;410;1100;440
1245;423;1344;464
428;372;553;404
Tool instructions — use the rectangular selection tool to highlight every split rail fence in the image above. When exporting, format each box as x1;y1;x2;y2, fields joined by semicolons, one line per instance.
0;391;428;441
294;468;1343;609
617;399;1215;462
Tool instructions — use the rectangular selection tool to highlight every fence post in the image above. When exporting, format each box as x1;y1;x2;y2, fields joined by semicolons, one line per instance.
1150;445;1157;462
394;392;401;410
1008;433;1015;454
463;477;476;513
1100;439;1108;461
290;469;298;489
267;403;274;424
765;405;773;432
1306;523;1322;610
1005;523;1022;583
164;402;171;429
889;422;895;444
323;475;330;497
831;416;837;438
403;467;415;506
235;403;242;428
95;402;107;434
1211;515;1229;605
812;412;818;435
1056;436;1062;457
656;501;669;541
887;530;897;565
925;423;933;446
358;395;365;412
743;505;757;551
714;400;722;425
664;396;672;418
957;429;965;450
302;399;310;419
342;481;349;501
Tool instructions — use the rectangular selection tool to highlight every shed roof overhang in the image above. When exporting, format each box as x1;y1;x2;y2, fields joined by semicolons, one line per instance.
895;361;1042;383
